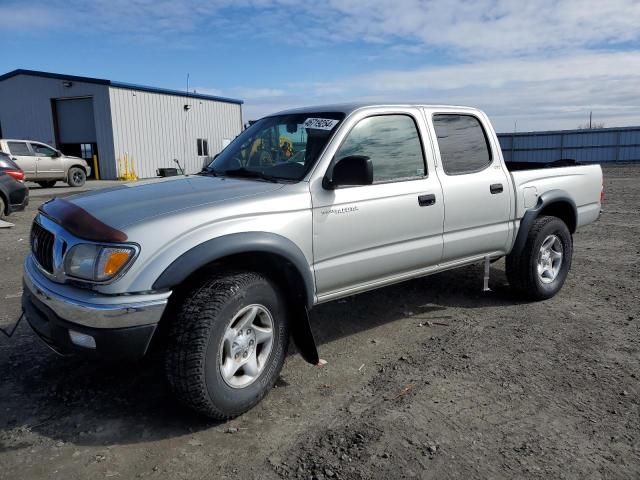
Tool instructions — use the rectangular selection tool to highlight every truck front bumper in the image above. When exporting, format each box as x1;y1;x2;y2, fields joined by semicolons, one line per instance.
22;257;171;359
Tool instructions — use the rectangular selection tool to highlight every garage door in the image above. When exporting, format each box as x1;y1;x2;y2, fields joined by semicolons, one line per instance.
55;97;97;143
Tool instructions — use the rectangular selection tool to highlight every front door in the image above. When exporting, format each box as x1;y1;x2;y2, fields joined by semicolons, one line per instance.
6;141;37;178
311;112;444;299
30;142;65;180
430;113;511;262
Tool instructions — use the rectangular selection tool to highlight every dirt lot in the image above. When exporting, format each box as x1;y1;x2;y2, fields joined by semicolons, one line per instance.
1;166;638;479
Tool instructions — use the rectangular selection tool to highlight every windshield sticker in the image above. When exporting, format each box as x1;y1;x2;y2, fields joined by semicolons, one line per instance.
303;118;339;130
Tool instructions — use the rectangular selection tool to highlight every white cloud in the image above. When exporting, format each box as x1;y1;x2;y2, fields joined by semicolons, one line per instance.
4;0;640;57
239;50;640;131
3;0;639;130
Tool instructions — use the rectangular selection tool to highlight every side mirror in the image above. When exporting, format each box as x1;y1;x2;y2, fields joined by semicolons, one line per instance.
323;155;373;190
53;150;62;158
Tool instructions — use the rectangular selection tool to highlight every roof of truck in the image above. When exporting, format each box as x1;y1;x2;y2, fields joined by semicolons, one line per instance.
271;103;480;116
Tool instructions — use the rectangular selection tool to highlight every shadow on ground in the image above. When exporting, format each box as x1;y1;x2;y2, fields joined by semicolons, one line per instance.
0;262;529;449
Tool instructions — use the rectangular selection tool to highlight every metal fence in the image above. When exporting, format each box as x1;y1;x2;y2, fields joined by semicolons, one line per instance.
497;126;640;163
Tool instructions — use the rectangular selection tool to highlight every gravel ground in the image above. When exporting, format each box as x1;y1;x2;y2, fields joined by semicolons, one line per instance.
0;166;638;479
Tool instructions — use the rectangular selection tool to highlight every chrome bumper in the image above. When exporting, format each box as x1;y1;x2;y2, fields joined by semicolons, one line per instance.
23;256;171;329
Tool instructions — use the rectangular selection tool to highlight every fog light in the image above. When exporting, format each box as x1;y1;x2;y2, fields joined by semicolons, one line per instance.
69;330;96;349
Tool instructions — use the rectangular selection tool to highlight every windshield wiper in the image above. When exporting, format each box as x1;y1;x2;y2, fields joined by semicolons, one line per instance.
198;168;220;177
222;168;279;183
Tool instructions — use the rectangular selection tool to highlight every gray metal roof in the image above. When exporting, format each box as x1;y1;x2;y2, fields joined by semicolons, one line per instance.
0;69;243;105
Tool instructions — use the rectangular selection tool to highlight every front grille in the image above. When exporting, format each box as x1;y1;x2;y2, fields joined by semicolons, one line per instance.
31;221;55;273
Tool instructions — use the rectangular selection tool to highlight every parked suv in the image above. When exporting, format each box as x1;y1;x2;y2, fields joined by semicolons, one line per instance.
0;139;91;187
0;151;29;218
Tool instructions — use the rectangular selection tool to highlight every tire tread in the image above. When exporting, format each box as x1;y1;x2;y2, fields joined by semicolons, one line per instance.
164;271;275;420
506;215;571;300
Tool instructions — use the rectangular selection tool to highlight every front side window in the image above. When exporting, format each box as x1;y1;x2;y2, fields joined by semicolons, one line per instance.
433;114;492;175
335;115;425;183
7;142;33;156
31;143;57;157
207;112;344;181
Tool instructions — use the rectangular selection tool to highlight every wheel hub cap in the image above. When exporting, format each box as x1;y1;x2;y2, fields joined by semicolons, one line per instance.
537;234;563;284
219;304;274;389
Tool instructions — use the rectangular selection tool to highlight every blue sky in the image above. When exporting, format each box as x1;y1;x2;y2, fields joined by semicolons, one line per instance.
1;0;640;132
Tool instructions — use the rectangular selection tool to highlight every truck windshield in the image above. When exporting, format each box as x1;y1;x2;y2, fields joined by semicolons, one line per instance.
205;112;345;181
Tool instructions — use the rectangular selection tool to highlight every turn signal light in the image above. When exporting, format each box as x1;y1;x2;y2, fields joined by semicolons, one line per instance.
102;250;132;277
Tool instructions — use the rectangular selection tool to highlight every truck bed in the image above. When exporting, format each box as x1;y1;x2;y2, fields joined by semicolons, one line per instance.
505;159;582;171
508;163;602;229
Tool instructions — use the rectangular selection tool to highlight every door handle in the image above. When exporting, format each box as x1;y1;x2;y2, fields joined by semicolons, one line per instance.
418;194;436;206
490;183;503;194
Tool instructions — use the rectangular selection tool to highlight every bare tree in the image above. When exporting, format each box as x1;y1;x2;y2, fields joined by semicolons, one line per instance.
577;122;606;130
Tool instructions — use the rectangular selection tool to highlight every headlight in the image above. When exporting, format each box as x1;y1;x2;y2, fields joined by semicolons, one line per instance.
64;244;136;282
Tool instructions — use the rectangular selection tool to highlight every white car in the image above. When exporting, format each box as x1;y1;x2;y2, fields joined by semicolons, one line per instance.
0;139;91;188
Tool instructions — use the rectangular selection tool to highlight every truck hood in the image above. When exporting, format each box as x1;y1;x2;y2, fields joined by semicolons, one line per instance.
65;175;284;230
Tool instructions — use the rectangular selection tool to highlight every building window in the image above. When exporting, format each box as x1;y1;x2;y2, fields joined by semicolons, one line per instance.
197;138;209;156
80;144;93;159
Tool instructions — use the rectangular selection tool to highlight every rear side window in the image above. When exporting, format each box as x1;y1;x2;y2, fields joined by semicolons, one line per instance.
7;142;33;156
433;114;492;175
336;114;425;183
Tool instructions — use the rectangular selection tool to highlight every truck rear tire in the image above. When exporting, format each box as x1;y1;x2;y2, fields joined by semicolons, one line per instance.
506;215;572;300
164;271;289;419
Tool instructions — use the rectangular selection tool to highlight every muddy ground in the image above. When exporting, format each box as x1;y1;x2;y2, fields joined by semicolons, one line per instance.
0;166;638;479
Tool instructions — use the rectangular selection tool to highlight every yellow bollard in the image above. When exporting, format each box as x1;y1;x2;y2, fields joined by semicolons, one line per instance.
92;154;100;180
129;156;137;181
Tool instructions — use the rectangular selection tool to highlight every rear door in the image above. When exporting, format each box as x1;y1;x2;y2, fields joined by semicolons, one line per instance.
30;142;64;180
5;141;37;179
310;109;444;299
428;111;511;262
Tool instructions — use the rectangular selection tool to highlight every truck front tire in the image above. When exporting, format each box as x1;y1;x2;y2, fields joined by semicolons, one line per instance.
506;215;573;300
164;271;289;419
68;167;86;187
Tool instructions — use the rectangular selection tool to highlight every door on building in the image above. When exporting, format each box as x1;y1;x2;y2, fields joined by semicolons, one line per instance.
52;97;99;178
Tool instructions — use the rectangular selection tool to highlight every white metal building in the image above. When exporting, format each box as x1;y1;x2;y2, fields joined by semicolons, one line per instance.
0;69;243;179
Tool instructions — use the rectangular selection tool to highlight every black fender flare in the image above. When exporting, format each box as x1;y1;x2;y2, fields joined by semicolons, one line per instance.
512;189;577;256
153;232;315;307
152;232;319;364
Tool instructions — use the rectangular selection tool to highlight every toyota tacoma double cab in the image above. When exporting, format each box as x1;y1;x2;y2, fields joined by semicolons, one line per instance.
22;104;603;419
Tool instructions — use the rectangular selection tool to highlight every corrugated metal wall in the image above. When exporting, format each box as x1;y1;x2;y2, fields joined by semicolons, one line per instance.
498;127;640;163
0;74;116;178
109;87;242;179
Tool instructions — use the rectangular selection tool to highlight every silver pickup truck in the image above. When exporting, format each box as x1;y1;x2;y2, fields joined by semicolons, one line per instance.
22;103;603;419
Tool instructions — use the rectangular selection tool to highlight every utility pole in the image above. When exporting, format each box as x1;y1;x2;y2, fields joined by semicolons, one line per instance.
589;111;592;129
